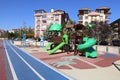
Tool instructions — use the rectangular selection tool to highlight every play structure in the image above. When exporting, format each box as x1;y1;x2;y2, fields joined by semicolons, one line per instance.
67;24;97;58
40;36;44;47
76;24;97;58
77;37;97;58
22;34;26;48
45;24;69;54
46;23;97;58
48;34;68;55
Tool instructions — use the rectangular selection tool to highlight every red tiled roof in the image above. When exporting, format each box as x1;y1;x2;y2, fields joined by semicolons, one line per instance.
88;12;100;16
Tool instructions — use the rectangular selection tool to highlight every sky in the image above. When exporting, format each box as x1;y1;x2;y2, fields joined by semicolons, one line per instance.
0;0;120;30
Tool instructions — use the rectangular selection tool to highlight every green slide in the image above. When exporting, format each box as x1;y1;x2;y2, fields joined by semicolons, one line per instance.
48;42;65;55
45;42;54;50
77;37;97;58
48;34;68;55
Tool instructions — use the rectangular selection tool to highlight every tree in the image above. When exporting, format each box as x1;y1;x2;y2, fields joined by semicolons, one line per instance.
43;24;52;40
91;21;112;44
63;19;76;34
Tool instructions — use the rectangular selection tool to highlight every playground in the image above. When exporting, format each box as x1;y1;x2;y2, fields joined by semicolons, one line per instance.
13;23;120;80
18;45;120;80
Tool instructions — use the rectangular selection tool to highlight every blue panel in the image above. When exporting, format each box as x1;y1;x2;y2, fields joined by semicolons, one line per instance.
4;40;41;80
11;42;70;80
4;40;72;80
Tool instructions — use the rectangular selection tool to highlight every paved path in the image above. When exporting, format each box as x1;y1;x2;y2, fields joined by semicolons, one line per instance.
4;40;73;80
0;40;7;80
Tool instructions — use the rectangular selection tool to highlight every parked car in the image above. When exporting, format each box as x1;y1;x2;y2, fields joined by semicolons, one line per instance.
112;40;120;46
99;41;108;45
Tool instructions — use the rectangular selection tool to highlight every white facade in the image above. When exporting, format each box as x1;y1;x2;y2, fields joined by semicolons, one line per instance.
81;13;106;25
78;7;111;25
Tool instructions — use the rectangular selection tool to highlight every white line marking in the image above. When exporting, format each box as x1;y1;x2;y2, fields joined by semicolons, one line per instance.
6;40;45;80
3;40;18;80
77;57;99;68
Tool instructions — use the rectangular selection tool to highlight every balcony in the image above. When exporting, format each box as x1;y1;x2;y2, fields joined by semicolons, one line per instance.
78;20;83;24
78;19;83;22
41;26;47;31
41;28;46;31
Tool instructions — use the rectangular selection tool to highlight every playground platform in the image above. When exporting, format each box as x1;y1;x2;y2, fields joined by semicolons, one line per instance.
19;45;120;80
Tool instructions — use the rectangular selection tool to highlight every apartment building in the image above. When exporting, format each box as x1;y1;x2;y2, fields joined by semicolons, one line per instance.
34;9;69;37
110;18;120;39
78;7;111;25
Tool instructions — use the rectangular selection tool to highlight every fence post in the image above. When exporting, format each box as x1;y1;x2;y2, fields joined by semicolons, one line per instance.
106;46;108;52
119;47;120;54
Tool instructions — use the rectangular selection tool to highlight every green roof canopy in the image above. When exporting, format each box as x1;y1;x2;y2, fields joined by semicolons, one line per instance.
49;24;62;31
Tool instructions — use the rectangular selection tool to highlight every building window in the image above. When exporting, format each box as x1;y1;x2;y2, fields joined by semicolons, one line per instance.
85;21;88;25
84;11;88;14
42;20;46;23
105;16;108;20
79;21;83;24
55;21;59;24
79;16;83;20
41;26;47;30
55;18;59;21
85;16;88;19
91;21;97;24
36;30;40;34
48;14;53;18
36;25;40;29
36;16;41;19
54;15;59;19
42;15;46;18
101;10;104;13
100;16;103;21
36;20;40;24
47;20;53;24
